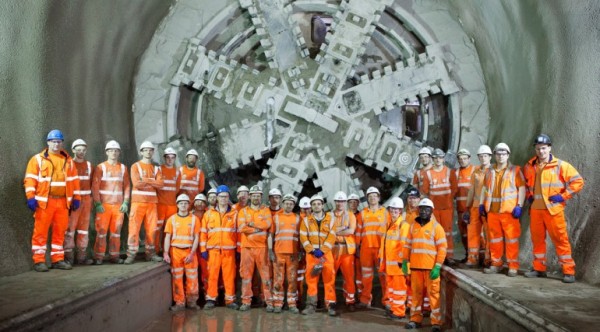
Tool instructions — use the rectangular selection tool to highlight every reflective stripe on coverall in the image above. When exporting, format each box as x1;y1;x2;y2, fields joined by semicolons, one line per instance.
272;212;301;308
455;165;474;252
422;166;457;259
380;215;410;317
467;165;489;265
165;214;200;305
65;160;93;261
358;207;390;305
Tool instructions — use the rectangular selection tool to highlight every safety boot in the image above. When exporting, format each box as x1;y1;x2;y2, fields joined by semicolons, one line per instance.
94;259;103;265
77;258;94;265
110;258;124;264
507;269;518;277
64;252;75;265
563;274;576;283
266;304;274;313
524;270;547;278
51;260;73;270
273;307;282;313
33;263;49;272
204;300;216;310
226;303;239;310
355;301;369;309
238;304;251;311
301;296;317;315
347;303;356;312
169;304;185;312
147;255;163;263
388;313;405;322
432;325;442;332
288;306;300;314
124;256;135;265
328;303;337;317
405;321;422;329
186;302;201;311
483;265;500;274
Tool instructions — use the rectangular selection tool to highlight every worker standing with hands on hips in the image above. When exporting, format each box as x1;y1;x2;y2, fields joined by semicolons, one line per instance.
403;198;446;332
523;134;584;283
163;194;201;312
24;129;81;272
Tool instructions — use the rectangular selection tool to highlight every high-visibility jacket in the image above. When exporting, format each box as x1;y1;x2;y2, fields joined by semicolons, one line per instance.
158;165;180;205
193;207;206;221
404;207;419;225
232;202;247;212
523;155;584;215
332;210;357;255
469;165;489;208
455;165;474;212
299;213;336;254
200;206;238;252
179;166;205;198
165;213;200;248
238;205;272;248
412;166;431;193
380;216;410;275
92;162;131;205
272;212;301;254
131;161;163;203
270;207;282;218
481;165;525;213
24;149;80;209
357;207;390;248
422;166;457;210
403;219;447;269
73;160;93;197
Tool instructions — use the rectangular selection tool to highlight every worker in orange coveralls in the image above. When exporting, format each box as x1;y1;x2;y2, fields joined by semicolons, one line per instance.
91;140;130;264
200;185;240;310
412;147;433;193
164;194;201;312
237;185;274;312
523;134;584;283
454;148;474;260
232;186;249;211
331;191;357;311
156;147;180;255
271;194;301;314
24;129;80;272
347;193;363;300
193;193;209;300
403;198;446;332
296;196;312;307
179;149;205;198
380;197;410;321
300;195;337;316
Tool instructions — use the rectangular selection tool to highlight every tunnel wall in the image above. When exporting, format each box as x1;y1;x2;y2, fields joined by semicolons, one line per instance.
448;0;600;283
0;0;173;276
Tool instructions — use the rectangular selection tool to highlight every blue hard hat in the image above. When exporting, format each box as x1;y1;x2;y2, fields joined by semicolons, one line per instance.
47;129;64;141
216;185;230;194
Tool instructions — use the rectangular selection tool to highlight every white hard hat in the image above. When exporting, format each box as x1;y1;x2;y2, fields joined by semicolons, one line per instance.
105;140;121;150
366;187;380;196
207;188;217;196
418;198;435;209
432;148;446;158
493;142;511;154
194;193;207;202
299;197;311;209
176;194;190;203
419;147;432;156
282;194;297;203
249;185;263;195
269;188;282;197
237;185;249;194
388;197;404;209
71;139;87;149
186;149;199;157
139;141;154;151
310;194;324;203
163;147;177;156
477;145;493;155
333;191;348;201
457;148;471;157
347;193;360;201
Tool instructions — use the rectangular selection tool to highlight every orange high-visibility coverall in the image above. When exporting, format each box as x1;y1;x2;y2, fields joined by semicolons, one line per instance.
403;207;418;308
380;215;410;317
24;149;81;264
179;166;205;199
403;219;447;326
128;161;163;259
200;206;239;305
467;165;489;265
238;206;273;306
481;165;525;270
193;207;209;293
332;210;357;304
165;213;200;306
524;156;584;275
352;211;363;298
412;166;431;193
297;211;309;303
272;212;301;309
64;160;93;262
455;165;474;252
357;206;390;305
92;162;130;261
300;213;337;308
422;166;457;259
157;165;180;253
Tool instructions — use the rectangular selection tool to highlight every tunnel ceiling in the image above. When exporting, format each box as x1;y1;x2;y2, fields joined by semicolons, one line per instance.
133;0;489;205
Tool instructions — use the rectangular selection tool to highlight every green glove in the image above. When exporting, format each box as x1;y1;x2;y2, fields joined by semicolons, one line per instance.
119;201;129;213
402;259;409;275
94;202;105;213
430;265;441;280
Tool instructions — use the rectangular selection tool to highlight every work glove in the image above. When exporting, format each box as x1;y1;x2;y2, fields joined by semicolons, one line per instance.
27;198;38;212
269;250;276;262
430;265;441;280
72;199;80;211
462;212;470;225
94;202;105;213
201;251;208;260
549;194;565;203
512;206;522;219
119;201;129;213
401;260;409;275
313;249;324;258
478;204;486;217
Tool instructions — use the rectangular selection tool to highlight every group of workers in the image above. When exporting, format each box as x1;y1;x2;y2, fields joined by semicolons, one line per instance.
23;130;583;331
